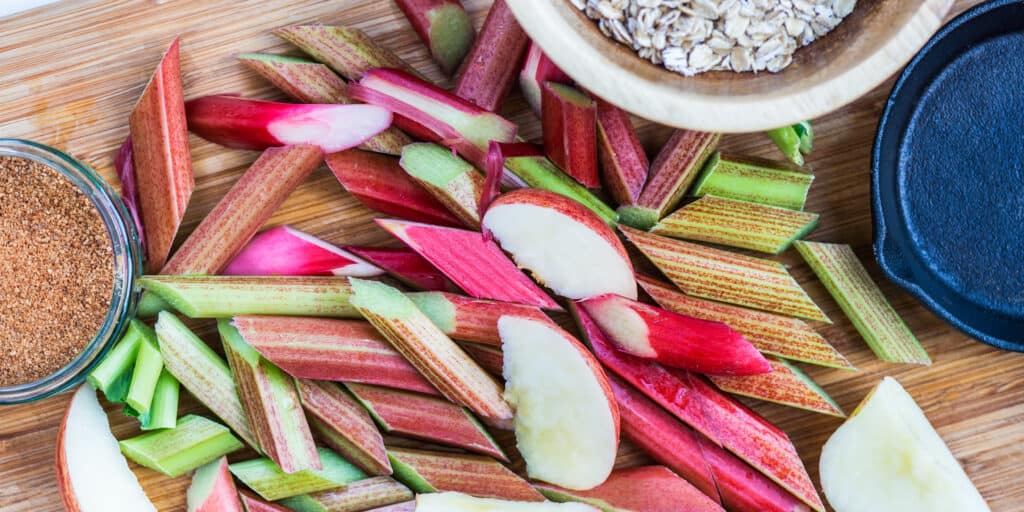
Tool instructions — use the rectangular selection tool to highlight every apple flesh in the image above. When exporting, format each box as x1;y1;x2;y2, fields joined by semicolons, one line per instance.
499;315;619;490
416;492;600;512
820;377;990;512
56;384;157;512
187;457;243;512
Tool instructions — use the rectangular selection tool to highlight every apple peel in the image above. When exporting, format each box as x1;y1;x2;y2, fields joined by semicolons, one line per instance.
224;225;383;277
388;447;542;501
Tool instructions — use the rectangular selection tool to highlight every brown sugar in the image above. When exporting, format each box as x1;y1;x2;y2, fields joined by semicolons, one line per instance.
0;155;114;386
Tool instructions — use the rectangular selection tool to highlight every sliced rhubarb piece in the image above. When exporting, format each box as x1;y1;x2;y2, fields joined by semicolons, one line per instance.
119;414;244;478
345;246;458;292
482;189;636;301
142;276;359;318
345;382;506;460
766;123;811;166
326;150;463;227
481;141;536;212
579;293;770;376
240;491;293;512
620;226;828;322
541;82;598;188
502;154;618;225
417;493;598;511
88;320;144;402
535;466;724;512
155;312;258;448
220;321;320;473
652;195;820;254
281;476;413;512
367;502;416;512
520;41;572;115
376;219;560;310
275;25;416;80
696;435;813;512
230;448;366;501
140;369;179;430
595;99;649;207
115;137;146;252
637;276;852;369
408;291;549;346
224;225;383;277
348;68;517;167
795;241;930;364
617;130;719;230
397;0;475;75
187;457;243;512
457;341;504;375
400;142;486;229
233;315;437;395
129;38;194;272
709;358;845;417
295;379;392;476
452;0;529;111
388;447;543;501
349;279;514;428
125;322;163;414
691;153;813;210
499;315;619;490
162;144;324;275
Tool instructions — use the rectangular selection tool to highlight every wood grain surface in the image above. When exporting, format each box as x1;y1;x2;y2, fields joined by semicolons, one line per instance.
1;1;1019;511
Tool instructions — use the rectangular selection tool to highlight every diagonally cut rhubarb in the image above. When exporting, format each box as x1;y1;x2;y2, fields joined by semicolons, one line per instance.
129;38;194;272
691;153;814;211
708;358;846;417
348;279;514;428
295;379;391;476
88;320;143;402
326;150;463;228
139;369;179;431
162;144;324;275
274;25;417;81
637;276;853;369
400;142;486;229
407;291;550;346
220;321;320;474
230;447;365;501
396;0;475;75
187;457;243;512
535;465;725;512
376;219;560;310
503;154;618;226
344;246;459;292
345;382;506;460
223;225;383;277
125;322;163;414
541;82;598;188
452;0;529;112
365;502;416;512
620;226;829;322
595;98;649;207
240;490;293;512
766;123;812;166
280;476;413;512
387;447;543;501
794;241;930;364
520;41;572;115
119;414;244;478
456;341;504;375
652;195;820;255
618;130;719;230
142;276;359;318
232;315;437;395
481;141;537;213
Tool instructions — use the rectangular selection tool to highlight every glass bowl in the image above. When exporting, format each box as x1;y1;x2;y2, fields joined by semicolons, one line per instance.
0;139;141;404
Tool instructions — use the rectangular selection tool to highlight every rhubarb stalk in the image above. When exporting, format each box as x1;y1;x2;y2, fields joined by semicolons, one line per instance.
407;291;550;346
456;341;504;375
230;448;366;501
520;41;572;115
387;447;543;501
142;276;359;318
400;142;486;229
223;225;383;277
766;122;813;166
345;246;458;292
535;466;724;512
396;0;475;75
119;414;244;478
295;379;392;476
187;457;243;512
114;137;146;252
452;0;529;111
480;141;537;213
503;154;618;225
281;476;413;512
141;369;179;430
595;99;649;206
274;25;416;80
708;358;845;417
125;322;163;414
541;82;599;188
88;321;144;402
691;153;813;210
240;491;293;512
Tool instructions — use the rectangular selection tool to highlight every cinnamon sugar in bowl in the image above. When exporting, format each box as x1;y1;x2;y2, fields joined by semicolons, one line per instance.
0;139;140;404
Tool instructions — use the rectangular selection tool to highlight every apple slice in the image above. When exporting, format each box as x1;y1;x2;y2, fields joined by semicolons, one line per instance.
56;384;157;512
535;465;725;512
820;377;990;512
416;493;599;512
499;315;619;490
482;189;636;301
187;457;243;512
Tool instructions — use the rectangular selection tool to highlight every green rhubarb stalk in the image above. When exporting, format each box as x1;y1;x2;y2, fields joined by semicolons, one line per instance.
136;292;172;318
766;124;806;165
280;476;413;512
126;322;162;414
119;414;244;477
691;152;814;210
503;155;618;225
230;447;366;501
141;276;359;318
141;370;179;430
709;357;846;417
274;25;419;81
794;120;814;154
795;241;930;364
651;195;820;254
87;321;143;401
400;143;485;229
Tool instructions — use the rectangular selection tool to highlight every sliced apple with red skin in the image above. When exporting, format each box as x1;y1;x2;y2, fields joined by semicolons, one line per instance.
482;189;637;301
499;314;619;490
56;384;157;512
187;457;243;512
416;492;600;512
579;293;771;376
535;465;725;512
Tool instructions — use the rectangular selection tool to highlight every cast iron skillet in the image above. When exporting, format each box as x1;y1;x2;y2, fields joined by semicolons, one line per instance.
873;0;1024;351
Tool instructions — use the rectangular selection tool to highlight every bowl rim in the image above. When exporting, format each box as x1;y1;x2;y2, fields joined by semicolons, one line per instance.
0;139;141;403
508;0;955;132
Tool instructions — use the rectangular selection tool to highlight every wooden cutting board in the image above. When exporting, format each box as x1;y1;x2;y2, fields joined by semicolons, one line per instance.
1;1;1020;511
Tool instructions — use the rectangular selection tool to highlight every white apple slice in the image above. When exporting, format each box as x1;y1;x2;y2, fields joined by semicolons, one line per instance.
820;377;990;512
482;189;637;300
416;492;600;511
56;384;157;512
499;315;619;490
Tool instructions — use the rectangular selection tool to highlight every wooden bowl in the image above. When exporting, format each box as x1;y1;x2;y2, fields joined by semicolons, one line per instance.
507;0;954;132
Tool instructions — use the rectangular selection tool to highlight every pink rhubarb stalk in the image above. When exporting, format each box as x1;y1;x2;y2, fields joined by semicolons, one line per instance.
377;219;561;310
708;358;846;417
480;141;538;213
232;315;438;395
452;0;529;111
280;477;413;512
187;457;243;512
535;465;724;512
239;491;292;512
396;0;476;75
344;246;458;292
520;41;572;115
456;341;504;376
224;225;383;277
185;95;391;153
114;137;146;253
274;25;417;81
407;291;550;346
542;82;599;188
326;150;463;227
129;38;194;272
295;379;392;475
579;293;770;376
596;99;649;206
400;142;487;229
387;447;543;501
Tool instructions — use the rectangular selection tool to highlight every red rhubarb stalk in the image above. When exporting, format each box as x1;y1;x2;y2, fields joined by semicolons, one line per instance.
295;379;392;476
129;37;194;272
387;447;543;501
326;150;463;227
396;0;476;75
224;225;382;277
274;25;418;81
162;145;324;275
407;291;550;346
595;99;649;206
344;246;458;292
519;41;572;115
456;341;504;376
114;137;146;253
452;0;529;111
481;141;538;213
185;95;390;153
187;457;243;512
536;465;724;512
542;82;599;188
